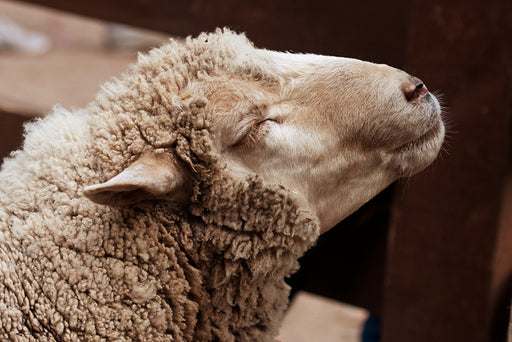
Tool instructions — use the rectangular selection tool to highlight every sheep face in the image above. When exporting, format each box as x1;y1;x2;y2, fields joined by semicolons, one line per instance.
85;36;444;234
207;52;444;232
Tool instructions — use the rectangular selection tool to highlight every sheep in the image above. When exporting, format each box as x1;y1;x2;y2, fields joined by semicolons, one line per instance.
0;29;445;342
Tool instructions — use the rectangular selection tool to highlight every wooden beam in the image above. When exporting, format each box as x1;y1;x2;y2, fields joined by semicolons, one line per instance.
383;0;512;341
20;0;410;67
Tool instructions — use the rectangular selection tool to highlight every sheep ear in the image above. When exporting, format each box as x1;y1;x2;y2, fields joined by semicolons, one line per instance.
83;152;192;206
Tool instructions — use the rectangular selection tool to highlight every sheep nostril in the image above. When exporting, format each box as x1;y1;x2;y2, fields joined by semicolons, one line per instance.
404;81;429;101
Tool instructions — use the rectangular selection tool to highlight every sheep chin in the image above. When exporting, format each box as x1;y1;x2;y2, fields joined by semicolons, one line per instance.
387;118;445;178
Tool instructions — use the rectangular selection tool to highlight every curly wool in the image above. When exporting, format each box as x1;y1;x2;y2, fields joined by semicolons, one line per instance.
0;29;319;341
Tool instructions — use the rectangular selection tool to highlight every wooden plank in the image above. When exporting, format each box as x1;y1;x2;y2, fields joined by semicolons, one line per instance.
278;291;368;342
383;0;512;341
20;0;410;67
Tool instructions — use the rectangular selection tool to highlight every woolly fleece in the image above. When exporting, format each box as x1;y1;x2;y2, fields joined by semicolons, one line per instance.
0;29;319;341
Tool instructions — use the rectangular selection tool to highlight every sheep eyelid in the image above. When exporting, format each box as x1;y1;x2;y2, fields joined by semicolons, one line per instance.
229;119;272;149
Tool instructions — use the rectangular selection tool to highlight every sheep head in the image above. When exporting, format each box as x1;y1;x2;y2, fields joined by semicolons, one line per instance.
84;31;444;233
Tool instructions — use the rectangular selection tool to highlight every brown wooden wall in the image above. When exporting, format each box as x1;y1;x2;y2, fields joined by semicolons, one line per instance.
384;0;512;341
23;0;411;67
12;1;512;341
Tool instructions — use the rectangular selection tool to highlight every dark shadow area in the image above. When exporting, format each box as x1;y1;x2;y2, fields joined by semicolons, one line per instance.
287;186;393;315
0;110;32;163
491;272;512;342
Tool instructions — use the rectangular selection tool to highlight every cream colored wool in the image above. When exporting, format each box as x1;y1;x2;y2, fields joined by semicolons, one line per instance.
0;29;319;341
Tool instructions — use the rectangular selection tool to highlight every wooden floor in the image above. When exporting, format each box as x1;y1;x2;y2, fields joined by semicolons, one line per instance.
279;292;368;342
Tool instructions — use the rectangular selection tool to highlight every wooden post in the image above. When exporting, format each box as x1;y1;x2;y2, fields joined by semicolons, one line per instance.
20;0;410;67
383;0;512;341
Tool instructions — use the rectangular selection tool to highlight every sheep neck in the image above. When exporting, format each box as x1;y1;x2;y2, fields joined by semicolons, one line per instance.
183;172;319;341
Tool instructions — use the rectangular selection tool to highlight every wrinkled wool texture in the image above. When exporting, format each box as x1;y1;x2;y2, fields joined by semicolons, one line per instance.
0;30;319;341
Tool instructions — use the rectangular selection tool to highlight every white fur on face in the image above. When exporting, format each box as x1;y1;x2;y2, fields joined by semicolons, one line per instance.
208;47;445;233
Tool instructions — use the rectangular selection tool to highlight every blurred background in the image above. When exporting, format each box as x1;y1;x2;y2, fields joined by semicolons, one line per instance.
0;0;510;341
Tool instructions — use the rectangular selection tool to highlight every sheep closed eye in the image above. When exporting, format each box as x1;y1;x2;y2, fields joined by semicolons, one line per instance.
230;119;272;149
